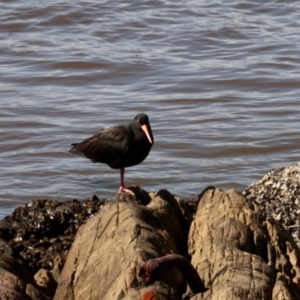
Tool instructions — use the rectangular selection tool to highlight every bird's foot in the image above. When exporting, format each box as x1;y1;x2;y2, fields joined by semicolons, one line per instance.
118;186;135;195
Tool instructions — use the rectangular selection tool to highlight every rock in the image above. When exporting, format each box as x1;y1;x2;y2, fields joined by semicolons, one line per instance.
0;196;107;275
51;255;63;283
1;172;300;299
188;188;300;300
34;268;57;299
54;188;193;300
138;254;208;297
0;254;49;300
243;162;300;247
0;238;13;257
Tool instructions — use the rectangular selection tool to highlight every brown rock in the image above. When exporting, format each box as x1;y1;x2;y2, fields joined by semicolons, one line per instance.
51;255;63;283
0;238;13;257
138;254;208;297
34;268;57;299
0;254;49;300
54;188;193;300
188;188;300;300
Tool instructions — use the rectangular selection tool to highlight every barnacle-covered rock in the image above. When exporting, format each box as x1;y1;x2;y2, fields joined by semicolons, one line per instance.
0;195;106;275
243;162;300;248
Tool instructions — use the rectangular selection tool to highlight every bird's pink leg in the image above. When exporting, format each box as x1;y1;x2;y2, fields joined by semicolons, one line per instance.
118;168;134;195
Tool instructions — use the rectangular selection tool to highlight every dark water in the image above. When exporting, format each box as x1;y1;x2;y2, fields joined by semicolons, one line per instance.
1;0;300;218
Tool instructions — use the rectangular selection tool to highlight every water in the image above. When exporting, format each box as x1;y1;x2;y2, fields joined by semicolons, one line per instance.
1;0;300;219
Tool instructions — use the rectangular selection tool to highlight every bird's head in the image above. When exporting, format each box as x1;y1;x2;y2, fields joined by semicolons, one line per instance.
134;113;153;144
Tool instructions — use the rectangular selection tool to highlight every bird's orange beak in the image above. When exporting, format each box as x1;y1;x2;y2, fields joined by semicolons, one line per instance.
141;124;153;144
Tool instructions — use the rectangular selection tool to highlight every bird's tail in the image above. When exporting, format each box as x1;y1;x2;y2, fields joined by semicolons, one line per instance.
69;143;80;155
69;143;89;159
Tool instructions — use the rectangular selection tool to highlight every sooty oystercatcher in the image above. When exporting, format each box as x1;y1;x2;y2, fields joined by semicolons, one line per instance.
69;113;153;194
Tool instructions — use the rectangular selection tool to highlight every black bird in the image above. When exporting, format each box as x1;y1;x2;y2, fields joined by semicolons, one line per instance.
69;113;153;194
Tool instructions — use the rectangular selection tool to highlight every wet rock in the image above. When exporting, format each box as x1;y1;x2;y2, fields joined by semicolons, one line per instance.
243;162;300;248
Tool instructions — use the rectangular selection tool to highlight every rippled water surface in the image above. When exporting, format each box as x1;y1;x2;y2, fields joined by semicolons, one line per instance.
1;0;300;218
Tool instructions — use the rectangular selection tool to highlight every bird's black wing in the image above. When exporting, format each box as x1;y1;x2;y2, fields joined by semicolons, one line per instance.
72;126;132;167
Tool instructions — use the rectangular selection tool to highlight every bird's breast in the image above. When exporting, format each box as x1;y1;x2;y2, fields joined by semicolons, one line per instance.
119;138;151;168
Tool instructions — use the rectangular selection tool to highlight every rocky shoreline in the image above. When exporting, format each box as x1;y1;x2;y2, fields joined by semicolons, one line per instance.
0;163;300;299
0;196;107;276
